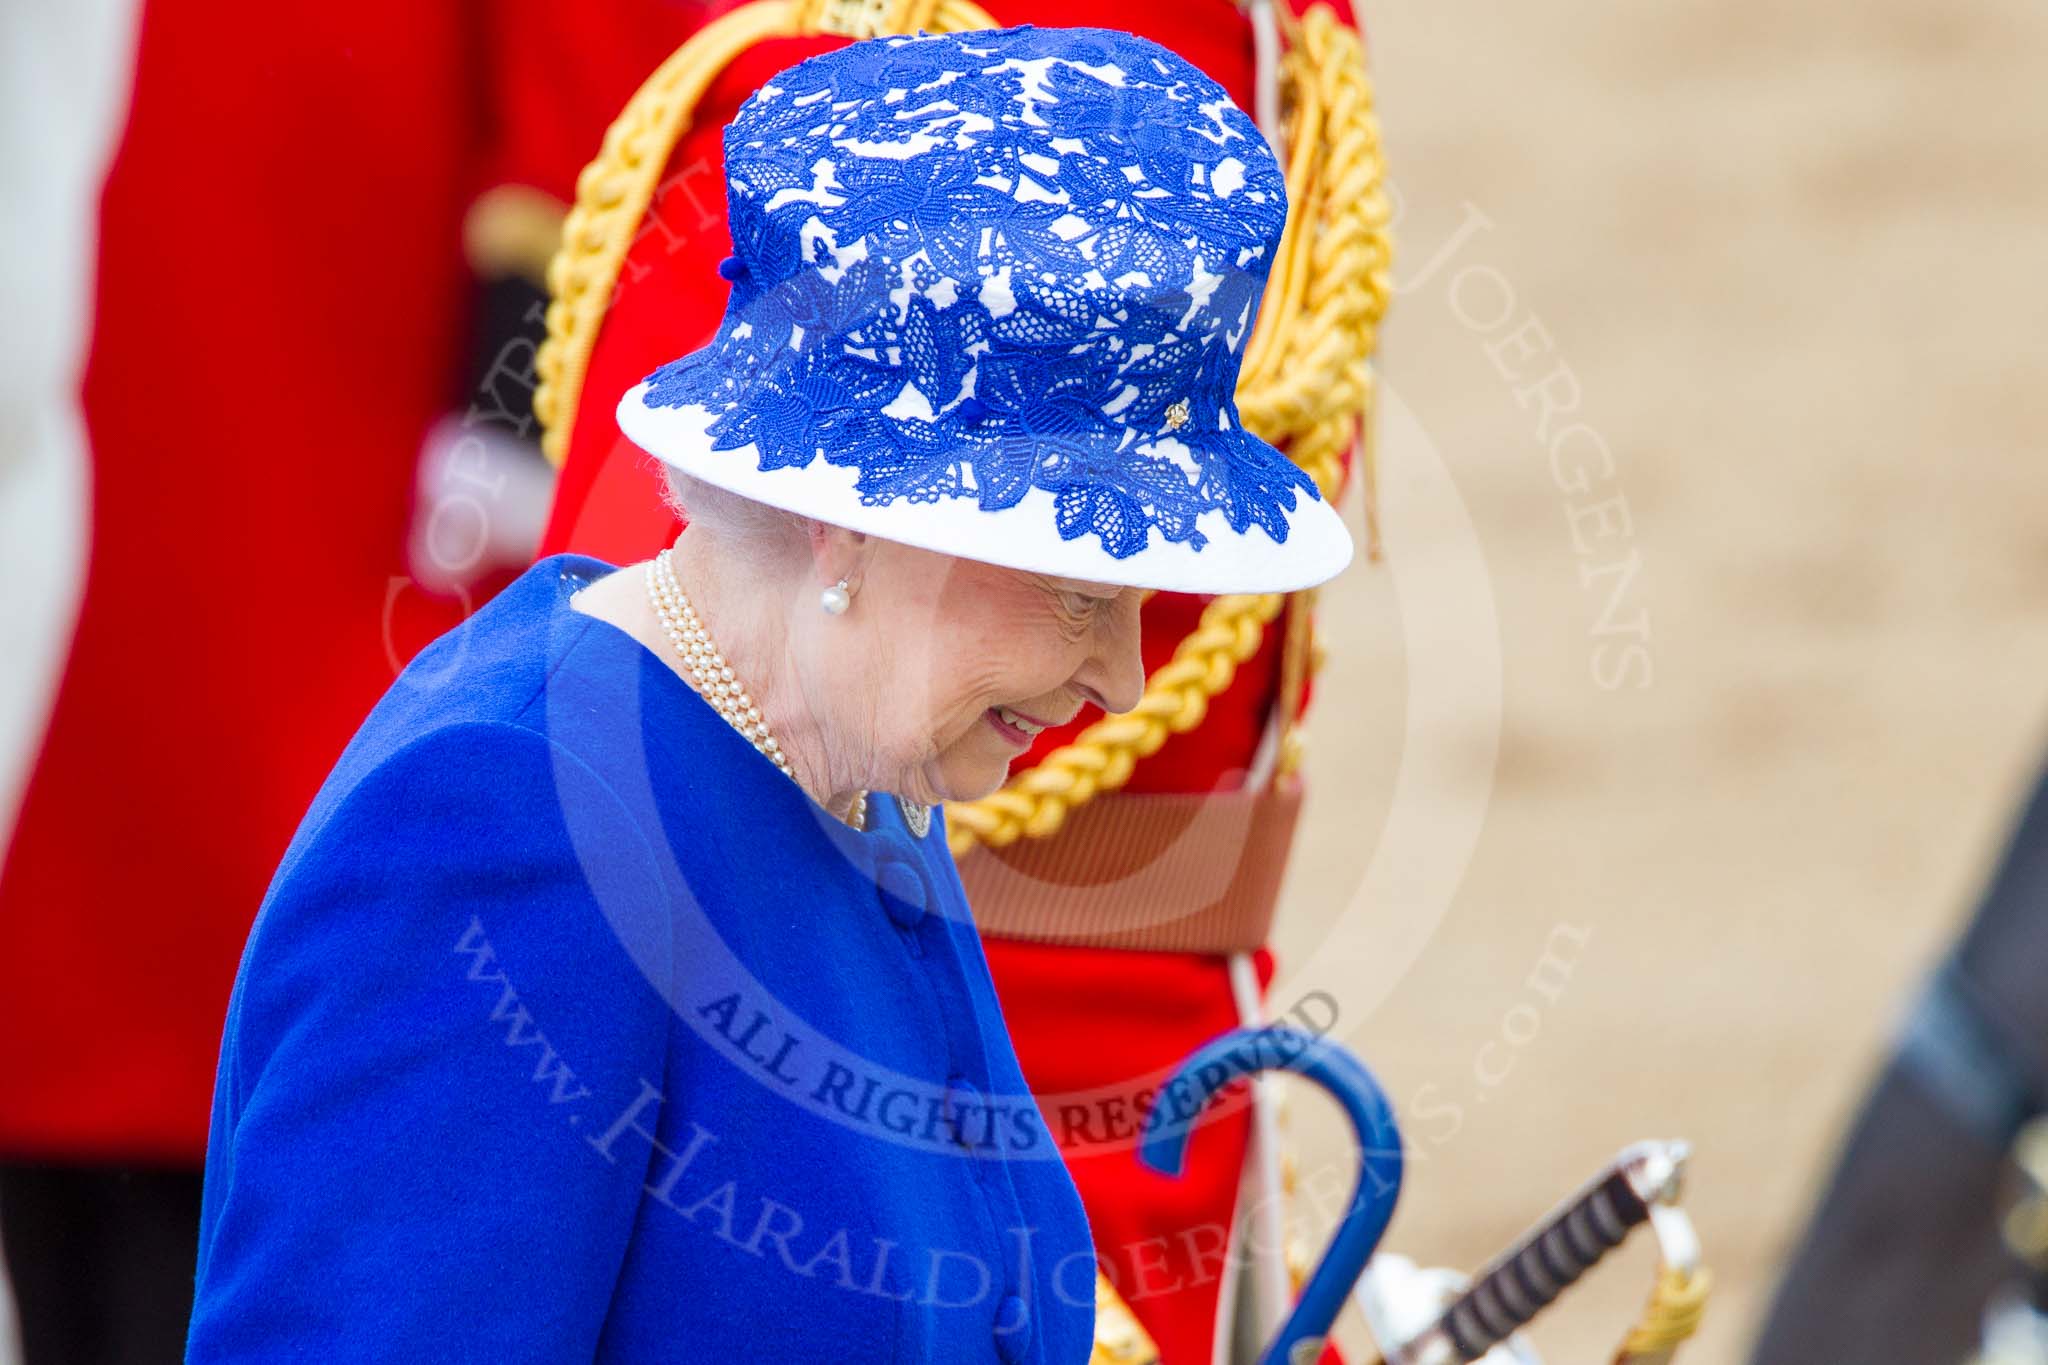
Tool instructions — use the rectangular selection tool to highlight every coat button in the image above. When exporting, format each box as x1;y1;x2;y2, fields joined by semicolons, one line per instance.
993;1292;1030;1364
876;861;928;931
945;1075;985;1150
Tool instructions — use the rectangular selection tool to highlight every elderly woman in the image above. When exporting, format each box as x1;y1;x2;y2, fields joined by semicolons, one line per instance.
186;24;1348;1364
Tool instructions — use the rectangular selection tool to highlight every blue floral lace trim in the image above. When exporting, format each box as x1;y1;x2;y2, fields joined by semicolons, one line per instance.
641;26;1318;561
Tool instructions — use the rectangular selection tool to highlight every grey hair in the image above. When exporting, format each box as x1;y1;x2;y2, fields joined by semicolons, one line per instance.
658;465;809;563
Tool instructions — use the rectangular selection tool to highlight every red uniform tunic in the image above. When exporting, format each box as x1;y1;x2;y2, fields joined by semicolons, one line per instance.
0;0;481;1163
510;5;1352;1357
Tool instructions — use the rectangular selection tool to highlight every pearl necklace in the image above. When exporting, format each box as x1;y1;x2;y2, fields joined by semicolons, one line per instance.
647;549;866;832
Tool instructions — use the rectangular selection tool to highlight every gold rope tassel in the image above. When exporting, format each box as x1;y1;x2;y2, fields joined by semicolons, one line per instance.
1238;4;1393;552
1090;1270;1163;1365
1613;1264;1711;1365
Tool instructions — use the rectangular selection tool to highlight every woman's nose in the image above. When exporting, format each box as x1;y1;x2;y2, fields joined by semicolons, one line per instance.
1078;594;1146;715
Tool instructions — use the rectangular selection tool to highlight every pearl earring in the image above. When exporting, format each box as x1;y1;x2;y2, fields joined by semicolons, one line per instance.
820;579;852;616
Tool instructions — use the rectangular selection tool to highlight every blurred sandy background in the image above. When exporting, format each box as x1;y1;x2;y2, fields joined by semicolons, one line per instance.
1275;0;2048;1359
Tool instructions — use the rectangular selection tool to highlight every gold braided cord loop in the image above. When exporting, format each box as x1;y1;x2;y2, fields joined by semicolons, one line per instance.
1614;1265;1711;1363
531;0;998;466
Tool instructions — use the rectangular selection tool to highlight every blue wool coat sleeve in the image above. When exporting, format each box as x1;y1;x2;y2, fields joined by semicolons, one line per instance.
187;720;676;1362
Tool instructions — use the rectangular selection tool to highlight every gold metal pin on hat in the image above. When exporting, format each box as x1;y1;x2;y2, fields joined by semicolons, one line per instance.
1165;399;1190;430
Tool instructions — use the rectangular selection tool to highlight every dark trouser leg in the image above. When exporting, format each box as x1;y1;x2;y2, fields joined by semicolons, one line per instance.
0;1162;203;1365
1747;1060;2011;1363
1751;763;2048;1363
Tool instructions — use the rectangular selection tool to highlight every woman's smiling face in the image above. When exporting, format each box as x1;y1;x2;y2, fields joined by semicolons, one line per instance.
852;540;1147;807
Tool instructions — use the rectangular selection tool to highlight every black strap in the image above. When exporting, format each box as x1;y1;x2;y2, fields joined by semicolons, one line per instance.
1897;958;2044;1148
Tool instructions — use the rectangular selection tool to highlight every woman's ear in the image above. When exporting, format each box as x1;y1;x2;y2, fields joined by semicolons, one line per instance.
804;520;873;596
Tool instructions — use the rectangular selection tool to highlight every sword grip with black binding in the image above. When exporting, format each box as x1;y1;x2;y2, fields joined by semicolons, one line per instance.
1380;1142;1686;1365
1444;1168;1648;1356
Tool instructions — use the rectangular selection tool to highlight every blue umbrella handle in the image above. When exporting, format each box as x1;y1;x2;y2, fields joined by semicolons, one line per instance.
1138;1027;1404;1365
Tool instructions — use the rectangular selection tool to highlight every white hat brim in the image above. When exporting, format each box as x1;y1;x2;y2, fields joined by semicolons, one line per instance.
617;382;1354;595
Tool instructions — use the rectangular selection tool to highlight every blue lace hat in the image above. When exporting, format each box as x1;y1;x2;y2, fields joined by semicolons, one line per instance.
617;24;1353;594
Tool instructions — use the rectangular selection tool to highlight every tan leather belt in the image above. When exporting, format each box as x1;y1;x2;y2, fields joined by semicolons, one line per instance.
958;781;1305;956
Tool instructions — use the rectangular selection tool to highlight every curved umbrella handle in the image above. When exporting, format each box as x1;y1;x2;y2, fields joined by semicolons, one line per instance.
1139;1026;1404;1365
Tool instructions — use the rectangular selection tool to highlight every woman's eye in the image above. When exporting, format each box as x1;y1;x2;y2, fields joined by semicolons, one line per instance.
1061;591;1099;617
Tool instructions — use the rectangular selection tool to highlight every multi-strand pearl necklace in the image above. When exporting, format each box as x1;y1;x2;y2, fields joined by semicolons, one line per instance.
647;548;866;832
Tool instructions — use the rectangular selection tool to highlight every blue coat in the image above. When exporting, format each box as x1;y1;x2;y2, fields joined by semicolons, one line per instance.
187;554;1096;1363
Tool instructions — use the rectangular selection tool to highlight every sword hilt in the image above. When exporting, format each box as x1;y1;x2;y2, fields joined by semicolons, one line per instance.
1384;1141;1689;1365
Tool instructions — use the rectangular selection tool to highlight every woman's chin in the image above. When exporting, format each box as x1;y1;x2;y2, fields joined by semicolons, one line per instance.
906;723;1032;807
916;771;988;807
917;751;1013;806
951;771;1009;804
